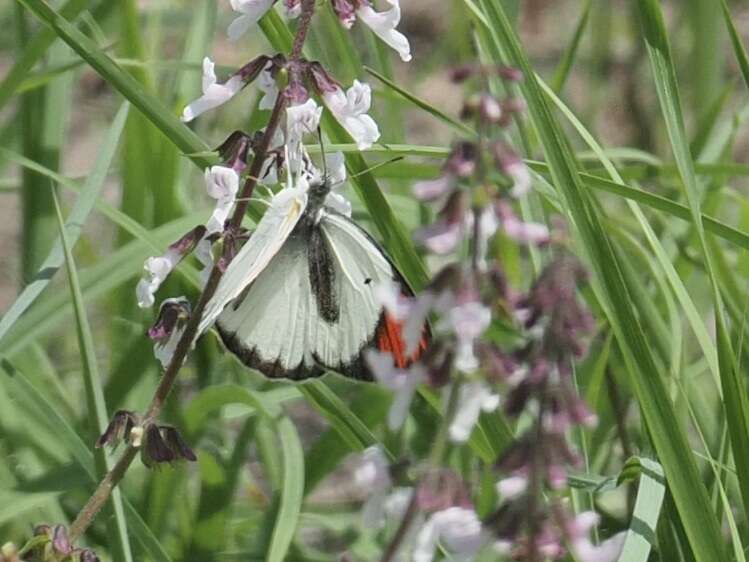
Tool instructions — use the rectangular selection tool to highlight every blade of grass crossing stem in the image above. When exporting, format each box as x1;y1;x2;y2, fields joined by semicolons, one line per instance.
53;192;133;562
472;0;727;558
550;0;592;93
617;458;665;562
0;360;172;562
17;0;212;169
0;103;129;346
635;0;749;525
719;0;749;94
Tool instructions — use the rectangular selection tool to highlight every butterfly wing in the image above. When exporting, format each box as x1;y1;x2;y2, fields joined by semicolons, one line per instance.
216;210;427;380
197;186;308;337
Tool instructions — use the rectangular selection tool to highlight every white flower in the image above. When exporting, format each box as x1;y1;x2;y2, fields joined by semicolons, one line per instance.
568;512;626;562
228;0;274;41
508;161;532;198
449;381;500;442
356;0;412;62
257;63;279;110
412;175;453;201
413;507;484;562
366;350;426;430
204;166;240;235
448;300;491;373
323;80;380;149
323;151;353;216
285;98;323;173
181;58;244;122
496;472;528;500
136;249;182;308
194;238;214;286
354;446;392;527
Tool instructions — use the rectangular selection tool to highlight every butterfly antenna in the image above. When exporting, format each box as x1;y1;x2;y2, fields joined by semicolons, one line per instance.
317;127;328;182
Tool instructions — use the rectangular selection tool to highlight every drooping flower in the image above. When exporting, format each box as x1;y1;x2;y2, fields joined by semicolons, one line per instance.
366;350;427;430
354;445;395;527
285;98;323;173
356;0;412;62
413;507;485;562
449;381;500;442
227;0;275;41
322;80;380;149
148;297;191;369
204;165;241;235
135;224;206;308
181;58;244;122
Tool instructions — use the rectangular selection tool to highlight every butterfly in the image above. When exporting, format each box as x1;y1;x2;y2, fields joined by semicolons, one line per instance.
198;172;428;380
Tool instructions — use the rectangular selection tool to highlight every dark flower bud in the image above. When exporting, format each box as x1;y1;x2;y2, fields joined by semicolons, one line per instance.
96;410;140;449
148;298;191;343
445;141;478;178
308;61;341;94
168;225;208;257
420;344;454;388
215;131;253;172
495;438;532;473
141;423;176;467
77;550;100;562
141;424;197;467
449;64;478;83
236;54;273;82
496;65;523;82
161;426;197;462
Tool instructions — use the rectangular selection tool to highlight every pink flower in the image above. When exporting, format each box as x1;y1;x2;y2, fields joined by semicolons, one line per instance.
365;350;427;430
413;507;484;562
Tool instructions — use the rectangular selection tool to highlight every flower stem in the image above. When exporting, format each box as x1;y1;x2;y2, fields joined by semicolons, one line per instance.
67;0;317;542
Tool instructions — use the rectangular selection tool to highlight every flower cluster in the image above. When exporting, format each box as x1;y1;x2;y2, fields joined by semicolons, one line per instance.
347;66;624;562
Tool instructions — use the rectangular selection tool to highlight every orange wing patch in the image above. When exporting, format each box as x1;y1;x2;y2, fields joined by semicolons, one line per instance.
376;313;429;369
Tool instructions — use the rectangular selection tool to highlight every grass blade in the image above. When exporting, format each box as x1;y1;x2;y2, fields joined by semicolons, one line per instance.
0;103;130;346
53;191;133;562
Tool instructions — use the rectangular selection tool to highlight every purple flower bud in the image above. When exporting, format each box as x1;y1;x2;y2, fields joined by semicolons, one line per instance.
308;61;342;94
96;410;140;449
496;65;523;82
147;297;191;342
78;549;101;562
168;224;208;256
161;426;198;462
142;424;176;467
445;141;478;177
412;175;454;201
332;0;357;28
449;64;478;83
236;54;274;82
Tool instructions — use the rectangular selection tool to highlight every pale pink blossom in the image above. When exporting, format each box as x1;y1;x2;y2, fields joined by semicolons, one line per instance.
449;381;500;442
413;507;484;562
366;350;427;430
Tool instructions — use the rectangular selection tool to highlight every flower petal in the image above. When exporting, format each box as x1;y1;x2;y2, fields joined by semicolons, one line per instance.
356;0;412;62
227;0;274;40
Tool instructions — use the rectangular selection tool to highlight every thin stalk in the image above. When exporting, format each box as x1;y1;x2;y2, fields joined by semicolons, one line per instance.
68;0;317;541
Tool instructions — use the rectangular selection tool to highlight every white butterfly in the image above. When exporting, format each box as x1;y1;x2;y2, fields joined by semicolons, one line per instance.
199;169;427;380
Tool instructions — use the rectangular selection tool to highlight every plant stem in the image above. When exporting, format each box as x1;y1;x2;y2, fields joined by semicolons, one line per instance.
68;0;317;542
